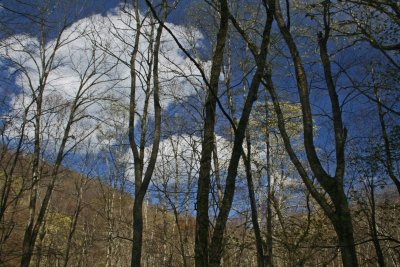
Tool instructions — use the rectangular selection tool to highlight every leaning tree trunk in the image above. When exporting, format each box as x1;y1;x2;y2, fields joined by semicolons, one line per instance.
270;0;359;266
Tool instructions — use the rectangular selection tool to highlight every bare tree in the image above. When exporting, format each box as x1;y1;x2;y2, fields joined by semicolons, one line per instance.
127;1;167;266
0;3;118;263
258;1;358;266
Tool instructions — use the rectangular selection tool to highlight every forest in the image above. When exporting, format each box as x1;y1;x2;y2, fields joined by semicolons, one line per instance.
0;0;399;266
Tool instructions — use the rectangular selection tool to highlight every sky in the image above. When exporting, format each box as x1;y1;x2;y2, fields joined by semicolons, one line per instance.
0;1;208;168
0;0;398;200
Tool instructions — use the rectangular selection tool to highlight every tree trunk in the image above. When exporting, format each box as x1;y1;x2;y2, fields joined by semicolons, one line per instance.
265;101;273;267
194;1;229;266
270;1;359;266
368;178;385;267
208;3;274;265
373;76;400;195
130;2;165;265
21;84;44;267
64;180;85;267
131;199;144;267
243;141;265;267
333;214;358;267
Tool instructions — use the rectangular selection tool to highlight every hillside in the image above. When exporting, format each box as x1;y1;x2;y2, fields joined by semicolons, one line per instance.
1;150;399;266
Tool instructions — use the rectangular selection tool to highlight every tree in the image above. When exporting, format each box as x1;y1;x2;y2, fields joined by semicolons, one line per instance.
151;1;274;265
0;2;118;264
261;1;358;265
370;67;400;195
336;0;400;69
192;1;230;265
127;1;167;266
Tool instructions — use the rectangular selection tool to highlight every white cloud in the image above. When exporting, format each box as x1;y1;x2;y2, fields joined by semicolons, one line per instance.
0;6;208;155
128;133;239;187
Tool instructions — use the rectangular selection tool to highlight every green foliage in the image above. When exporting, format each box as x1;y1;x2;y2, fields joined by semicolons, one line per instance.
249;101;303;140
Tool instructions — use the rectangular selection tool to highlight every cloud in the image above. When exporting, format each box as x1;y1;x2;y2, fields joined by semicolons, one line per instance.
130;133;242;186
0;5;207;155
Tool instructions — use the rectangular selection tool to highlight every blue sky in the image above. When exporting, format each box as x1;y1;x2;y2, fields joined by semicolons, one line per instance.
0;0;399;200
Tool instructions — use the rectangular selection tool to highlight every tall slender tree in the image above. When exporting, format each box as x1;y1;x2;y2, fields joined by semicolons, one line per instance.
128;1;167;266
